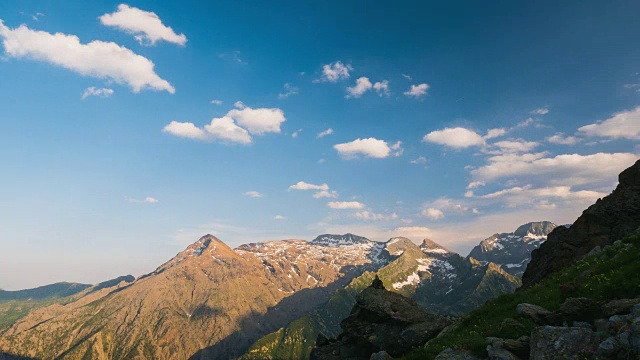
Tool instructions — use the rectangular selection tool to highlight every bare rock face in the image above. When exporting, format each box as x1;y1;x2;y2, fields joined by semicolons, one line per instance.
530;326;597;360
310;276;452;360
522;159;640;288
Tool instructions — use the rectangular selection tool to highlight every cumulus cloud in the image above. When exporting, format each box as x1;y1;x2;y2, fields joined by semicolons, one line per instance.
422;208;444;220
373;80;390;96
352;211;398;221
334;138;403;159
99;4;187;46
0;20;174;93
547;133;580;145
346;77;372;98
313;190;338;198
226;106;286;135
327;201;365;209
484;128;507;139
578;106;640;140
317;128;334;138
315;61;352;82
81;87;114;99
163;116;251;144
244;191;263;198
492;139;539;154
125;196;158;204
289;181;330;191
471;152;638;186
274;215;286;220
403;83;429;97
278;83;299;99
423;127;485;149
467;181;485;189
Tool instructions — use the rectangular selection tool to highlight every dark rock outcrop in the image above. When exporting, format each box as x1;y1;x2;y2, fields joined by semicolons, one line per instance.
529;326;597;360
310;276;452;360
522;159;640;288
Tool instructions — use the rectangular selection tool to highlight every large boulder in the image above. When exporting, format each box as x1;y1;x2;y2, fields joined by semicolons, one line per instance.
434;348;482;360
516;303;551;325
310;276;452;359
522;159;640;288
529;326;597;360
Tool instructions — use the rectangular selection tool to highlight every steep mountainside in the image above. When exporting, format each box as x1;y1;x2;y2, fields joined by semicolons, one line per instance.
0;234;390;360
243;237;519;359
523;158;640;287
467;221;557;277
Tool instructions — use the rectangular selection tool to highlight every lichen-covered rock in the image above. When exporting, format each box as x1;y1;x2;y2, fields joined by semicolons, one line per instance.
516;303;551;324
435;348;482;360
530;326;597;360
602;298;640;317
369;350;393;360
597;336;620;358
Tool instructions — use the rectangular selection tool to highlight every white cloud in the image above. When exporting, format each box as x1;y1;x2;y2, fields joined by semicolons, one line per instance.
402;74;412;81
334;138;402;159
315;61;352;82
292;129;302;138
373;80;390;96
422;208;444;220
210;99;223;105
289;181;329;191
226;106;286;135
274;215;286;220
244;191;263;198
352;211;398;221
392;226;432;239
547;133;580;145
478;185;607;208
531;107;549;115
472;152;638;186
403;83;429;97
163;116;252;144
317;128;334;138
516;118;535;128
328;201;365;209
410;156;427;164
99;4;187;46
81;87;114;99
203;117;252;144
346;77;372;98
484;128;507;139
313;190;338;198
278;83;299;99
125;196;158;204
423;127;485;149
0;20;174;93
578;106;640;140
163;121;206;140
464;191;474;198
467;181;485;189
234;101;246;109
492;139;539;154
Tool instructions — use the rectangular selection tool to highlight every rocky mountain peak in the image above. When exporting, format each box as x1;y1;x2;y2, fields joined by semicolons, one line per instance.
311;233;371;247
420;238;452;254
513;221;558;237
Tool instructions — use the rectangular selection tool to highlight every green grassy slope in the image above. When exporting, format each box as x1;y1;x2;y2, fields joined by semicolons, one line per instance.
405;232;640;359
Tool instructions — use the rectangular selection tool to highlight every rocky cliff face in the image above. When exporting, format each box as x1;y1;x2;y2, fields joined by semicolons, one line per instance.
309;276;452;360
522;158;640;288
467;221;557;277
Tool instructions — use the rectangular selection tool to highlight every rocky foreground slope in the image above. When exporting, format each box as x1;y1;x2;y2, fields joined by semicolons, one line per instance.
523;159;640;288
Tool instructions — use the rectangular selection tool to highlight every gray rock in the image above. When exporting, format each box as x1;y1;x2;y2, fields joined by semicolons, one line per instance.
602;298;640;317
544;298;600;325
613;240;623;247
631;319;640;354
500;318;525;332
530;326;597;360
370;351;394;360
572;321;593;329
487;344;519;360
608;315;630;333
583;246;602;258
632;304;640;318
597;336;620;358
516;303;551;324
435;348;481;360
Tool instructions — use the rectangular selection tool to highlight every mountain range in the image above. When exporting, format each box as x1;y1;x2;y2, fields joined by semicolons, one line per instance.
0;222;555;359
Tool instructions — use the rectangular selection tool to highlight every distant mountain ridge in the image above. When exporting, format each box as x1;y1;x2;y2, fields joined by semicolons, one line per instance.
0;282;91;302
468;221;557;277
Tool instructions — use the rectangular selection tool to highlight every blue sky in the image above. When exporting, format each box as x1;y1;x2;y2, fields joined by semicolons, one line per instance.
0;0;639;289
